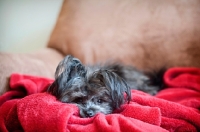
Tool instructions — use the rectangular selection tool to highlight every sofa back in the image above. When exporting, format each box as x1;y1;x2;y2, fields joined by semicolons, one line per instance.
48;0;200;70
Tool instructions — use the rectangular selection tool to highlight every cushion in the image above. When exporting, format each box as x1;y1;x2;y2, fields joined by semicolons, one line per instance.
0;48;63;95
48;0;200;70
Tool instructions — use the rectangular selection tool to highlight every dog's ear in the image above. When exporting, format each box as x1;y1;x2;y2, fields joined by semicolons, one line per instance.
55;55;86;82
47;55;86;98
95;70;131;109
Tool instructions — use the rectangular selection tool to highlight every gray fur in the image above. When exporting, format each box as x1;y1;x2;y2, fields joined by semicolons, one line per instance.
48;55;163;118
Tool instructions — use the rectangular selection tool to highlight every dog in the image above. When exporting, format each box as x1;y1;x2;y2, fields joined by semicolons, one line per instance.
47;55;164;118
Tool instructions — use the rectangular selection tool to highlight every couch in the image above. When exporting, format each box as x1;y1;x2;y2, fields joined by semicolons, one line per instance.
1;1;200;131
0;0;200;94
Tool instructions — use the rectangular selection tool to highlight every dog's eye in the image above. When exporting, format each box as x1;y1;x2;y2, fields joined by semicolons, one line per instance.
97;99;103;104
73;98;83;103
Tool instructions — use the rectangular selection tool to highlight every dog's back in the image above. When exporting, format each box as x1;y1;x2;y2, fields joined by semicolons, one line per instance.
97;63;166;95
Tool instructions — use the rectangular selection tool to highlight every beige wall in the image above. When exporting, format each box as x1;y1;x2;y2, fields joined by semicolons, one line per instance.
0;0;63;53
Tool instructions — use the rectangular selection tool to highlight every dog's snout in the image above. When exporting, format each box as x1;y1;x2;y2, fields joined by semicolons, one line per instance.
85;109;95;117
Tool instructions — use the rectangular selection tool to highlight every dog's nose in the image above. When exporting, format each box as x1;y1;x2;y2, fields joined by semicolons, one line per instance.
85;110;94;117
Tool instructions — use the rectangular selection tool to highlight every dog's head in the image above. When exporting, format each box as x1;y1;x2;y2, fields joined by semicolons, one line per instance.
48;55;131;118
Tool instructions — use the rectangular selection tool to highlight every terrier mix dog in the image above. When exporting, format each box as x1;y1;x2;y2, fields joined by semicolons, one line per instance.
48;55;164;118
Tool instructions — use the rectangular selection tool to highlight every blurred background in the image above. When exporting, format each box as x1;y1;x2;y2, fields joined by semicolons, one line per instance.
0;0;63;53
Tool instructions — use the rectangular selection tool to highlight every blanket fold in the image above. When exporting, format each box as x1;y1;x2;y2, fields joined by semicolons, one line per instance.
0;68;200;132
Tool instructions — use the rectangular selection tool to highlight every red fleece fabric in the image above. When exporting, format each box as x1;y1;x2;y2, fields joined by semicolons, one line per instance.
0;67;200;132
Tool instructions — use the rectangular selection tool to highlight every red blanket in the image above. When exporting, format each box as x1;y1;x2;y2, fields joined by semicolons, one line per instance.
0;67;200;132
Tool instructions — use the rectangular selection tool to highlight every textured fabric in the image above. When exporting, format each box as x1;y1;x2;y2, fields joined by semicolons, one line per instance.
0;67;200;132
48;0;200;70
0;48;64;95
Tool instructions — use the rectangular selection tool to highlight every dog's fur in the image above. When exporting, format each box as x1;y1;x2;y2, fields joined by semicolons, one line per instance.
48;55;164;118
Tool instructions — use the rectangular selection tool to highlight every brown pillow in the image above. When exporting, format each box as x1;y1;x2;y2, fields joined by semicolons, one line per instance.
48;0;200;70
